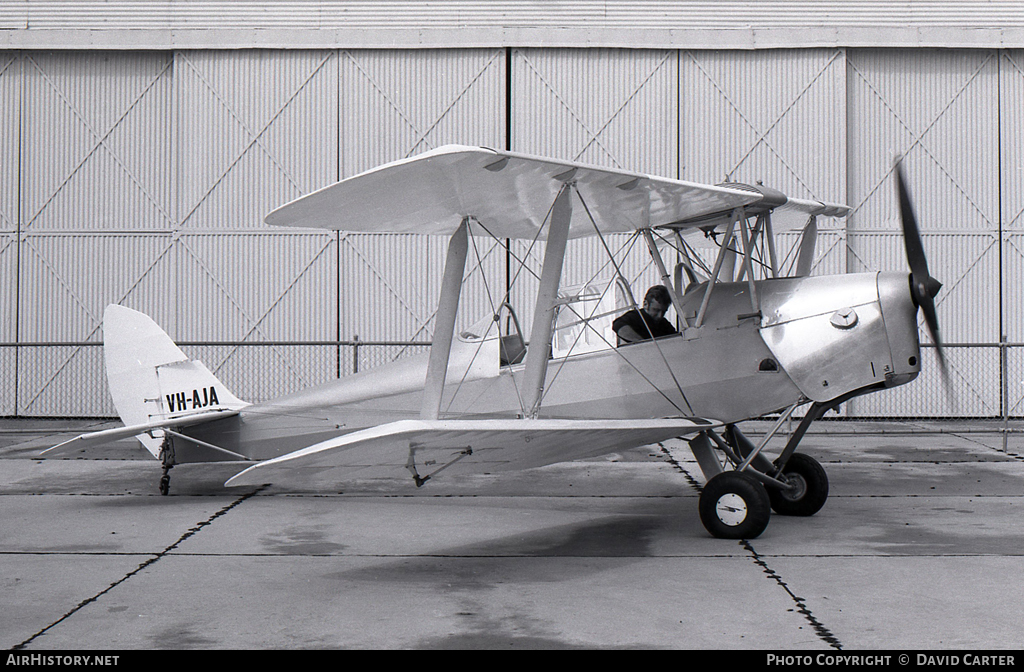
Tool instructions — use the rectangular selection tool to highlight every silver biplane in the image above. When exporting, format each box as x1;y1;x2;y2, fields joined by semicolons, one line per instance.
47;145;948;539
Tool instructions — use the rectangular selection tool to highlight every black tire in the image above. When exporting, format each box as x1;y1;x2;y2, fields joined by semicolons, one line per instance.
698;471;771;539
768;453;828;516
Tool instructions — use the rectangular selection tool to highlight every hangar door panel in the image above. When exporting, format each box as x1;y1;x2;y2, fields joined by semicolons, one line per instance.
338;49;507;369
1002;50;1024;417
511;48;678;177
681;49;847;278
175;50;337;232
508;48;678;335
1;53;17;415
174;50;339;403
339;49;506;177
846;49;1001;416
16;52;176;415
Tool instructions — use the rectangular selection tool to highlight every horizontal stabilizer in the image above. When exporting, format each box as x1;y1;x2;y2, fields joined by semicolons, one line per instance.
42;409;241;456
225;417;718;488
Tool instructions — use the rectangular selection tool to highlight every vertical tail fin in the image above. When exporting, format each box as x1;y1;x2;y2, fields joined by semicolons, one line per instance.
104;305;247;456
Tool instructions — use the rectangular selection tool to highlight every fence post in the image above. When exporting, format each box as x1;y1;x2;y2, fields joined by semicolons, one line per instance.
1002;335;1009;453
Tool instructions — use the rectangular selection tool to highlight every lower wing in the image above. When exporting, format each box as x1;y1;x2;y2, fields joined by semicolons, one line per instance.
225;417;719;488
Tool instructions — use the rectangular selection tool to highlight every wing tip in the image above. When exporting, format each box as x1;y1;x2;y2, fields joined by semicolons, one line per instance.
224;467;260;488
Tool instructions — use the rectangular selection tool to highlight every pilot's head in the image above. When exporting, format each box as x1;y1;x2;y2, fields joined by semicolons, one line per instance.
643;285;671;318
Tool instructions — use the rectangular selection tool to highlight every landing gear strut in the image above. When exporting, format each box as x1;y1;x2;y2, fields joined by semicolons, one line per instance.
690;392;862;539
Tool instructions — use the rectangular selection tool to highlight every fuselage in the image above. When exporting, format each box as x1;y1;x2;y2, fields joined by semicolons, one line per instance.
181;271;921;463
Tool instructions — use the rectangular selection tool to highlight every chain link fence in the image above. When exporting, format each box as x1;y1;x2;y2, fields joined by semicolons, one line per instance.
2;341;1022;420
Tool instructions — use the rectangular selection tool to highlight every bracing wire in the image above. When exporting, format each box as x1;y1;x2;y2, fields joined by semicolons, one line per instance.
542;186;694;416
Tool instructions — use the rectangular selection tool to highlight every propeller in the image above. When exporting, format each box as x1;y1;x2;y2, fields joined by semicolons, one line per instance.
894;158;953;403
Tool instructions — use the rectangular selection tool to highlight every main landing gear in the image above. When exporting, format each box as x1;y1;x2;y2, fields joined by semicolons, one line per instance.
690;399;842;539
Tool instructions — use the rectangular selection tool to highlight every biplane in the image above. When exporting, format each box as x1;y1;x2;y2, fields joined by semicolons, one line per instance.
47;145;948;539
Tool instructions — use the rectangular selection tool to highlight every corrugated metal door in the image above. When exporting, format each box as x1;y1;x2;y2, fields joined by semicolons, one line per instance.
681;48;848;279
175;49;338;402
510;48;678;333
846;49;1001;416
1;52;18;415
17;51;175;415
1002;50;1024;417
5;45;1020;419
512;48;678;175
337;49;506;370
339;49;505;176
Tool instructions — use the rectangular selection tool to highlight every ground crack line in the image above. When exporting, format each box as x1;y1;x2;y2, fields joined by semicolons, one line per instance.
949;432;1024;461
740;539;843;650
658;443;843;650
657;443;704;492
12;485;267;650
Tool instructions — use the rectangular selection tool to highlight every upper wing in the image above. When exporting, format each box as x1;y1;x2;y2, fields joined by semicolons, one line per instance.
266;145;769;239
778;195;849;219
225;417;718;488
656;182;850;239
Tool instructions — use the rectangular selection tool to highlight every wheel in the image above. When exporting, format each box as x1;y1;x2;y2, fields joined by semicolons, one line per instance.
698;471;771;539
768;453;828;516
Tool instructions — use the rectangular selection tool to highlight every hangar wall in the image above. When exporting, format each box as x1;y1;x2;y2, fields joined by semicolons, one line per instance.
1;45;1022;418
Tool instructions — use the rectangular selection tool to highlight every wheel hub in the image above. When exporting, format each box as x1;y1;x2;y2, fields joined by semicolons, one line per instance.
780;473;807;502
715;493;749;526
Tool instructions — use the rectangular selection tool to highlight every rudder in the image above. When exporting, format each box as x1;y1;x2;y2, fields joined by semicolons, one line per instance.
104;305;247;456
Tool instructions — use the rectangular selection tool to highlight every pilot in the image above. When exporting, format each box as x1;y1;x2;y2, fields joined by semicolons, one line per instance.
613;285;678;345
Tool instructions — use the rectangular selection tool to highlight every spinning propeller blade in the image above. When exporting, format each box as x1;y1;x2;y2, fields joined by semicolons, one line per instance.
894;158;953;403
